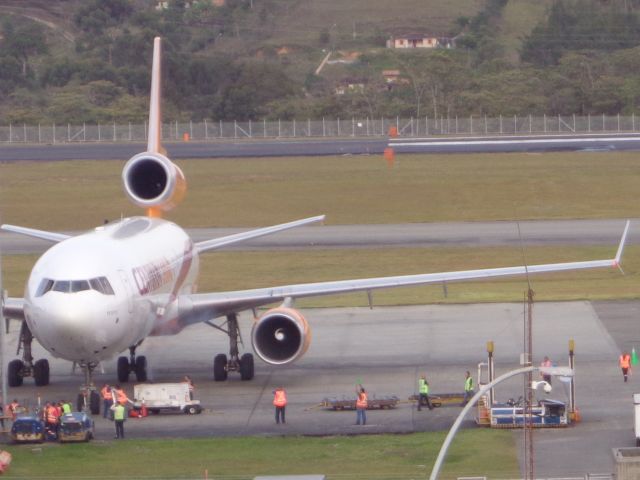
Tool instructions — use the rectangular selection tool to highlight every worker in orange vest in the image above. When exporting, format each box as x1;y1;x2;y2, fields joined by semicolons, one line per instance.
273;386;287;424
620;352;632;382
355;385;368;425
101;384;113;419
44;401;60;439
8;399;20;421
183;376;195;400
112;385;131;417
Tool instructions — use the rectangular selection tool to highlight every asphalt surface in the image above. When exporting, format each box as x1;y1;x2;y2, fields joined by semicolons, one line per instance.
3;301;638;477
1;218;636;254
2;133;640;162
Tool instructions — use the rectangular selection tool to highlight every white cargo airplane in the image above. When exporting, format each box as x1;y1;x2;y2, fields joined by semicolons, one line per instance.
0;38;630;413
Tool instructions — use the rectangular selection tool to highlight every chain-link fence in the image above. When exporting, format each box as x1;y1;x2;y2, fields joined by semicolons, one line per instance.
0;115;639;143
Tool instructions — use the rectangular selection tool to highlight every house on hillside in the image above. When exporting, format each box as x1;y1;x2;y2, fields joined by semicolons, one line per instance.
386;34;453;49
156;0;225;9
334;78;367;95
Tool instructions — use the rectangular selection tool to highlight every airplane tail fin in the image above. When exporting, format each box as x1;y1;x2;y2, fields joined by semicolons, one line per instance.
121;37;186;217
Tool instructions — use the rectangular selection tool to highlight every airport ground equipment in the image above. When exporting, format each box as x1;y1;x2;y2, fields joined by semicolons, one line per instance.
489;399;569;428
133;383;202;415
633;393;640;446
58;412;94;442
321;395;399;410
10;416;44;443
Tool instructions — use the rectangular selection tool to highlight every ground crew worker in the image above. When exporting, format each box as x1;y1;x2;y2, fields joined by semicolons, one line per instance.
113;402;126;439
355;385;368;425
418;375;433;411
273;386;287;424
462;371;474;405
540;356;552;385
44;402;59;439
8;399;20;420
101;383;113;418
620;351;632;382
61;400;72;414
183;376;195;400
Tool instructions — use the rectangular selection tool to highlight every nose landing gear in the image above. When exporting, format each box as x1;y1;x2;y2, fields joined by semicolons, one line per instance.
77;362;100;415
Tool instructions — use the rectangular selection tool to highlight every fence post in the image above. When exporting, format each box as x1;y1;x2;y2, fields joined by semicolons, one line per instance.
219;119;223;138
249;120;252;138
293;119;296;137
83;122;86;142
338;118;340;136
558;114;561;132
529;114;532;133
618;113;620;132
322;117;326;137
366;117;369;136
484;115;487;134
113;122;116;142
68;124;71;142
234;120;238;139
23;123;26;143
278;119;281;137
602;113;605;131
513;115;516;134
308;118;311;136
573;113;576;132
129;122;132;141
98;123;101;142
53;123;56;144
264;118;267;138
633;113;636;131
204;119;208;140
38;123;41;143
352;117;355;137
190;120;193;139
499;115;503;134
470;115;473;135
8;124;11;143
588;114;591;132
544;114;547;133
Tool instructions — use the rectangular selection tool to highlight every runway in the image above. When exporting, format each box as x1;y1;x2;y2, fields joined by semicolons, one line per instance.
1;218;635;254
1;132;640;162
6;301;638;477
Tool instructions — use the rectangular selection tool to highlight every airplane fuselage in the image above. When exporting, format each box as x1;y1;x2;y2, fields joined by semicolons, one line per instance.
23;216;199;363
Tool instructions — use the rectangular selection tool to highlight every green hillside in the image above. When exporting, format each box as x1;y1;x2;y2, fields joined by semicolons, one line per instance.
1;0;640;123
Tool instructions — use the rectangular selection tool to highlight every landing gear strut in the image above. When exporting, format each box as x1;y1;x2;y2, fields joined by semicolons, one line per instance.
8;322;50;387
117;343;147;383
76;362;101;415
209;313;254;381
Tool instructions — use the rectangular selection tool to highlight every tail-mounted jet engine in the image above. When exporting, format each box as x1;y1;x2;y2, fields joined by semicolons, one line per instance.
122;152;186;212
251;308;311;365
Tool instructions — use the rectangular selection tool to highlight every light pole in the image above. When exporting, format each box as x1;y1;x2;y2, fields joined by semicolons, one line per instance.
429;365;573;480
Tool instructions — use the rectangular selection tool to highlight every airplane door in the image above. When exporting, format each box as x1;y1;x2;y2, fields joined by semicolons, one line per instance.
118;270;134;313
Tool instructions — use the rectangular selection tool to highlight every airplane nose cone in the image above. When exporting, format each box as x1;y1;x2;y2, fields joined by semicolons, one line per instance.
27;294;116;361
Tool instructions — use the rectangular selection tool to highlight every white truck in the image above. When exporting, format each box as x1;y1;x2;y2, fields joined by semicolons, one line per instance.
133;383;202;415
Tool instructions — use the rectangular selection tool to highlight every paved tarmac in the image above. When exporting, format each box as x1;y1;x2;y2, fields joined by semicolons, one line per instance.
3;301;638;477
1;218;636;254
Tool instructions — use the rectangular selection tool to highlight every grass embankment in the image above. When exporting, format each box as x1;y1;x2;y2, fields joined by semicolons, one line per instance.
1;152;639;230
4;430;518;479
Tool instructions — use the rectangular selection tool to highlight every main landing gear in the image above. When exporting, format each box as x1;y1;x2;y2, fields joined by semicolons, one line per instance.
209;313;254;382
116;343;147;383
8;322;50;387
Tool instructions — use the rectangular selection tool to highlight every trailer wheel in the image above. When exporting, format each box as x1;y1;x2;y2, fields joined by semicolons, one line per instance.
184;405;200;415
239;353;254;380
213;354;228;381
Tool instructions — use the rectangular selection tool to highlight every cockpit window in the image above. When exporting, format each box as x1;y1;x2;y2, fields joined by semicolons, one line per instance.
37;277;115;296
36;279;54;297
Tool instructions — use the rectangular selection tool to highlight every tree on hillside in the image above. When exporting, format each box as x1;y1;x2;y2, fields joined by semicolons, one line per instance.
1;18;48;78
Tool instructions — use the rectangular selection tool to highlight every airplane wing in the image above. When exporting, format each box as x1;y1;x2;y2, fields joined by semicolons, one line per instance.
176;220;630;324
195;215;325;253
2;297;25;321
1;224;71;243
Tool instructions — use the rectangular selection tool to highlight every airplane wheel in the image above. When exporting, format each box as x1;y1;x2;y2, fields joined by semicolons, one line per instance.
117;356;130;383
89;390;100;415
239;353;254;381
8;359;24;387
135;356;147;382
33;359;50;386
213;354;228;381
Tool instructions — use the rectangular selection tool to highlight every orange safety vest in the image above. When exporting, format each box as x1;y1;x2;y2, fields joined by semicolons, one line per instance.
46;406;58;424
101;386;112;401
273;390;287;407
116;389;128;405
620;354;631;369
356;392;368;409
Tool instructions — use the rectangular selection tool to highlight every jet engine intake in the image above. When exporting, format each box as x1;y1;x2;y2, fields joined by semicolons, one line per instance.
251;308;310;365
122;152;186;212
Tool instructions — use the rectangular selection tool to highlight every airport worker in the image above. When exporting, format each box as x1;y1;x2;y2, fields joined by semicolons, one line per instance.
417;375;433;411
540;356;552;385
620;351;632;382
8;399;20;420
114;385;132;417
462;371;474;405
101;383;113;418
44;402;59;439
273;386;287;424
355;385;368;425
183;375;195;400
61;400;72;414
113;402;126;439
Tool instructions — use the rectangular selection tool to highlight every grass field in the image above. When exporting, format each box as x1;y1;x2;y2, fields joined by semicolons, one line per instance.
1;152;640;230
3;430;518;479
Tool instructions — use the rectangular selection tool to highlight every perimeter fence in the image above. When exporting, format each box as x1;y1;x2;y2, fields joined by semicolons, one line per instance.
1;114;639;144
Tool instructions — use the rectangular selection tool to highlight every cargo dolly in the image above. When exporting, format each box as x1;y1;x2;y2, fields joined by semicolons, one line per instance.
321;395;400;410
